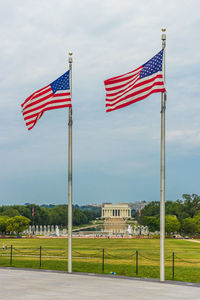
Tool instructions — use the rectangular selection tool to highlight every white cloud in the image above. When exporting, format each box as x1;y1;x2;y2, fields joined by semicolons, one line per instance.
167;129;200;149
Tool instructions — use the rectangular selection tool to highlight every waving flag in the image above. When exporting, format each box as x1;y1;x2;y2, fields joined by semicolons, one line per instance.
139;208;141;217
104;50;166;112
21;71;71;130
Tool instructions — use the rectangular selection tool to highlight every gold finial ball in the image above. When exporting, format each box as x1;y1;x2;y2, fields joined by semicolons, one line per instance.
162;28;166;32
69;52;73;56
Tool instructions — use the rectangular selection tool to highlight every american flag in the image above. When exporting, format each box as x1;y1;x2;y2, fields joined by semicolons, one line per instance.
139;208;141;217
104;50;166;112
21;71;71;130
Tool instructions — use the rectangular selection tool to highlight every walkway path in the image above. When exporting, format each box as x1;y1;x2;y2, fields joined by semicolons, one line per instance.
0;268;200;300
184;238;200;243
72;223;100;232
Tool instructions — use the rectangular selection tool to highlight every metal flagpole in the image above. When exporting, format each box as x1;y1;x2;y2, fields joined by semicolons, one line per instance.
160;28;166;282
68;52;73;273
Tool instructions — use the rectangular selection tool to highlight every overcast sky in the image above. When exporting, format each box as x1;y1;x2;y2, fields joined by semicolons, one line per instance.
1;0;200;206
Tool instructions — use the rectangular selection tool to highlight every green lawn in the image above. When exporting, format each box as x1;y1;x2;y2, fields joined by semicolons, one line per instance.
0;238;200;283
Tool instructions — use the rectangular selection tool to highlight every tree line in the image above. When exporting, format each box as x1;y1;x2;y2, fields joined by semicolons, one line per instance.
0;204;101;235
137;194;200;235
2;194;200;236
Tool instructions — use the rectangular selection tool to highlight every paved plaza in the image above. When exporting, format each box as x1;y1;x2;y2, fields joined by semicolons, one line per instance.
0;268;200;300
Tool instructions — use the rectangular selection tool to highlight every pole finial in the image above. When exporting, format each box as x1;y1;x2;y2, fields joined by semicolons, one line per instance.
161;28;166;43
68;52;73;63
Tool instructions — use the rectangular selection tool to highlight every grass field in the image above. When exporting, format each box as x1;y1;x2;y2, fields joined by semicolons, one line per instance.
0;238;200;283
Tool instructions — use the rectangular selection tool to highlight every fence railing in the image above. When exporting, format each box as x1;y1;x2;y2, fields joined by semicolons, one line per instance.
1;246;200;281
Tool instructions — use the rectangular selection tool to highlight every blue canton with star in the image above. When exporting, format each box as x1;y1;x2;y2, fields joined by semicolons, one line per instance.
139;50;163;79
50;71;70;94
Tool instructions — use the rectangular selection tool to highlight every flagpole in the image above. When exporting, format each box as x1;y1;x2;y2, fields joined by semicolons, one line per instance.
160;28;166;282
32;207;35;235
68;52;73;273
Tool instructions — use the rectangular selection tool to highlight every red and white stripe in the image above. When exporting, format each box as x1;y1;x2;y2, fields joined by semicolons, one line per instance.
104;67;165;112
21;85;71;130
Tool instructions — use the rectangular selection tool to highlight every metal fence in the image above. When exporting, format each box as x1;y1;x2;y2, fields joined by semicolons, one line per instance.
0;246;200;282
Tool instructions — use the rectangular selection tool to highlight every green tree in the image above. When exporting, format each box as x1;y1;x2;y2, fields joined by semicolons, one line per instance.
165;215;180;235
49;205;68;226
140;202;160;217
0;216;9;234
181;217;198;235
138;201;160;225
193;214;200;232
182;194;200;218
6;216;30;235
142;216;159;232
1;208;20;217
165;200;189;221
72;209;88;226
13;205;32;220
139;196;200;226
27;205;49;225
79;205;101;217
83;210;97;222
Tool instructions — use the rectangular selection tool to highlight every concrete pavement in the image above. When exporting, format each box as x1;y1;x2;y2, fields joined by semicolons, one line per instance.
0;268;200;300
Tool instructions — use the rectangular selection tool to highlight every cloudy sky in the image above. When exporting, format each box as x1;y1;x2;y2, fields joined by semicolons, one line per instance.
1;0;200;206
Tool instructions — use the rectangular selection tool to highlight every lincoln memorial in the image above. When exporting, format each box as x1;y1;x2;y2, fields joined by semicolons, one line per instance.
101;203;131;219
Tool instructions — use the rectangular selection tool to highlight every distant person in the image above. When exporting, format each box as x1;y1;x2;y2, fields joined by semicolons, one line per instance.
2;243;5;250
